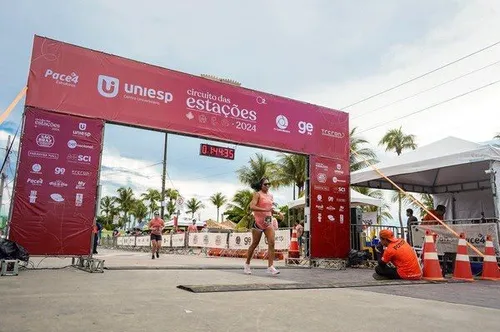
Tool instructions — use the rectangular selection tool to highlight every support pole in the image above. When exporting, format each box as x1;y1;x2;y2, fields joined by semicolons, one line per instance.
160;133;168;219
0;136;11;217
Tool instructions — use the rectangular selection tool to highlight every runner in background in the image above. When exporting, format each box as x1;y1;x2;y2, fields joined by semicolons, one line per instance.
244;177;283;275
148;212;165;259
188;219;198;233
295;220;304;255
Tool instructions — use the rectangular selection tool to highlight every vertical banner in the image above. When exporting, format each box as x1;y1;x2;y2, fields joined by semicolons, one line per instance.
310;155;350;258
9;107;104;256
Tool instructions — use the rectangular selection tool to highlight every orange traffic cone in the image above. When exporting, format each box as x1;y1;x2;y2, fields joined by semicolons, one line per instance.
422;230;445;281
288;228;299;259
480;235;500;281
452;233;474;281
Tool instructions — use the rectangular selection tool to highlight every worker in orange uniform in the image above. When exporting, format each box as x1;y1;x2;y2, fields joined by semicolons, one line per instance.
373;229;422;280
421;205;446;226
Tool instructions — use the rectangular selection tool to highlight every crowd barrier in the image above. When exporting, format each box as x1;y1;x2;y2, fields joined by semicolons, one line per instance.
113;229;292;259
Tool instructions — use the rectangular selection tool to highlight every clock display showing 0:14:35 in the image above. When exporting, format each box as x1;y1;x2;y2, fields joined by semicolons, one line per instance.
199;143;235;160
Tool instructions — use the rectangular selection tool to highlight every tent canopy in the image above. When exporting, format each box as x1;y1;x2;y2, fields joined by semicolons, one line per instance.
288;188;383;209
351;136;500;219
351;137;500;194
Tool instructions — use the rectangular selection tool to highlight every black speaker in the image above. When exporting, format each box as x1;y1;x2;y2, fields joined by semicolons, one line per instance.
350;207;363;250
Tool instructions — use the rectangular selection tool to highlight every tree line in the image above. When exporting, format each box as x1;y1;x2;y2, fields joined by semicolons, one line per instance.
98;129;500;230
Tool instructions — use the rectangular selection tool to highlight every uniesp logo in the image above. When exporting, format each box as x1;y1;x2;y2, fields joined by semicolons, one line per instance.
97;74;174;105
274;115;290;133
73;123;91;138
36;133;55;148
44;69;79;88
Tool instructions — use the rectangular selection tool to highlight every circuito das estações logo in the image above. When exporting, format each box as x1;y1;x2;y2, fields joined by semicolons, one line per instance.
97;74;173;105
185;88;257;122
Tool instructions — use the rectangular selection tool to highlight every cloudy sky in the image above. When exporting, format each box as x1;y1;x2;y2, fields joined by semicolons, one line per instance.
1;0;499;224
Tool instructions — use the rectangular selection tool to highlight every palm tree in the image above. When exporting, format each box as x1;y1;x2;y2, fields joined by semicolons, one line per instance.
379;126;417;155
185;198;205;219
164;188;180;203
379;127;417;229
115;187;135;228
141;188;161;218
210;192;227;222
131;200;148;227
100;196;116;219
350;127;378;172
166;200;177;220
224;189;254;229
276;153;306;199
352;186;392;224
236;153;277;188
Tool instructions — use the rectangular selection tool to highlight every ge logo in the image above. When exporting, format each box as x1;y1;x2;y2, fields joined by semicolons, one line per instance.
298;121;313;135
276;115;288;130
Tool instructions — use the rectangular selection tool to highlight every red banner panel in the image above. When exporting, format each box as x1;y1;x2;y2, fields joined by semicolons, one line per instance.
26;35;349;159
9;107;104;256
310;155;351;258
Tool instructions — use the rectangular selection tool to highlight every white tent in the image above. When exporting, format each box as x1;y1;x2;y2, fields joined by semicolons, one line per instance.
165;216;206;228
288;188;383;209
351;137;500;219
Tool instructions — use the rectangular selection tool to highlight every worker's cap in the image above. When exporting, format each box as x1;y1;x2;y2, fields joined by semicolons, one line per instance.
379;229;398;242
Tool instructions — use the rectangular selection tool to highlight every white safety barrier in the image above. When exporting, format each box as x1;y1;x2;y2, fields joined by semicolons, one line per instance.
113;229;292;253
411;223;500;255
258;229;291;250
136;236;151;247
161;234;171;248
228;232;253;250
171;234;185;248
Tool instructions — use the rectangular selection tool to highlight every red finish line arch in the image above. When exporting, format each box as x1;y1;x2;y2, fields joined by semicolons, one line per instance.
9;35;350;258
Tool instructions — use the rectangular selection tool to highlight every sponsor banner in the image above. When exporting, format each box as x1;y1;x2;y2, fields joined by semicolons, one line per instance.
123;236;136;246
9;107;103;256
258;229;291;251
26;36;349;159
171;233;186;248
161;234;171;248
362;212;377;226
411;223;500;256
310;155;351;258
188;233;202;247
135;236;151;247
228;232;253;250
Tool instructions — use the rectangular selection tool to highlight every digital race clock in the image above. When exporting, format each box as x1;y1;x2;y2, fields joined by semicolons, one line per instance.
199;143;235;160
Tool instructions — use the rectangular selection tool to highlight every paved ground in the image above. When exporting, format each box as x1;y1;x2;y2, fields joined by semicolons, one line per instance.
1;248;499;332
